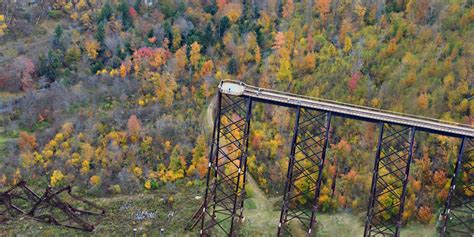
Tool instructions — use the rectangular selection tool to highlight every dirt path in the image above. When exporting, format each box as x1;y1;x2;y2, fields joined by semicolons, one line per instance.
239;174;280;235
206;95;217;131
245;175;272;210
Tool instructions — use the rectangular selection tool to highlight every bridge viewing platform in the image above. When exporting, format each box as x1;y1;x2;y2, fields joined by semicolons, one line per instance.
219;80;474;138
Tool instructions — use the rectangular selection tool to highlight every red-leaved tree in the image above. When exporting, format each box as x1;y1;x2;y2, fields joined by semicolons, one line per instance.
10;56;35;91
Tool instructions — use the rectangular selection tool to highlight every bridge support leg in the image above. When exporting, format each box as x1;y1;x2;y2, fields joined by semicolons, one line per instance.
364;124;415;237
278;108;331;236
440;137;473;236
198;93;252;236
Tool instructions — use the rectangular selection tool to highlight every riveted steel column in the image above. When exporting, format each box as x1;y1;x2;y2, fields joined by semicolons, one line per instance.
364;122;384;237
394;127;416;236
440;137;473;236
277;108;331;236
364;124;415;236
307;112;332;235
237;99;253;224
199;92;222;236
440;137;466;236
277;106;301;236
229;98;253;236
197;93;252;236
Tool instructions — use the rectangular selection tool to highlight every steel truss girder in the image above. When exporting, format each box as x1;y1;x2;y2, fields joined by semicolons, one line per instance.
278;107;332;236
440;137;473;236
0;180;105;232
364;123;415;237
198;93;252;236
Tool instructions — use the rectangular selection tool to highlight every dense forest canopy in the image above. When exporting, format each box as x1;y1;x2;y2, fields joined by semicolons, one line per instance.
0;0;473;231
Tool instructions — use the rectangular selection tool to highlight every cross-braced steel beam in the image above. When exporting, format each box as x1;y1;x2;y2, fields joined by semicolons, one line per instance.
364;123;415;237
0;180;105;231
440;137;473;236
278;107;331;236
198;92;252;236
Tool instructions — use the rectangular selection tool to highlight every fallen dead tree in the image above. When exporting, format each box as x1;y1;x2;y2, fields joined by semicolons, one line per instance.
0;180;105;232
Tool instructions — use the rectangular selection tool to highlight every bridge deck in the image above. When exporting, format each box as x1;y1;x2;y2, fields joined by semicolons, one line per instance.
219;80;474;138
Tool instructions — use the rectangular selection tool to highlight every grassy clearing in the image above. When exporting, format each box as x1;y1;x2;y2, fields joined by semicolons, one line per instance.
401;223;437;236
0;163;440;237
0;186;202;236
235;174;439;237
239;174;281;236
315;212;365;236
0;136;8;149
0;136;15;158
316;212;437;237
0;177;438;237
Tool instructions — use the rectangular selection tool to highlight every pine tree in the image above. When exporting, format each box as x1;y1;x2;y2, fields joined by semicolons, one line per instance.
95;22;106;46
119;0;133;29
53;24;63;49
218;16;230;38
99;3;113;22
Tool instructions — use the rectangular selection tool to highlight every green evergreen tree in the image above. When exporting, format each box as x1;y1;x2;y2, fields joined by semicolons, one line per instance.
53;24;63;49
118;0;133;29
95;22;106;45
204;22;214;47
99;3;113;22
218;16;230;38
228;58;238;74
133;0;141;14
39;50;62;81
163;21;173;44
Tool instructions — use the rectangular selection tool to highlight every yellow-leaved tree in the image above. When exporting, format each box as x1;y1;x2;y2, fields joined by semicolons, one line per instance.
175;46;188;75
172;26;182;50
276;47;292;82
50;170;64;187
0;15;7;37
344;36;352;53
190;42;202;69
120;64;127;78
90;175;101;186
84;39;99;59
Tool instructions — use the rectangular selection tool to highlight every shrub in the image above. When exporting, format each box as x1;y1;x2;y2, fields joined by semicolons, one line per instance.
245;184;254;198
50;170;64;187
48;10;63;19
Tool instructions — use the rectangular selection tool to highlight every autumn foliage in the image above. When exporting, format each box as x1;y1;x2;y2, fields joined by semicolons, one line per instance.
0;1;471;229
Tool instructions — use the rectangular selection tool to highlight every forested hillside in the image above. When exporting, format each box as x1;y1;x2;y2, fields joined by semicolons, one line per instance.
0;0;473;234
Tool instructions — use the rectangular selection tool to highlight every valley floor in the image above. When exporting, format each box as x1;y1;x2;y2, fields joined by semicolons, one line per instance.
0;177;437;237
